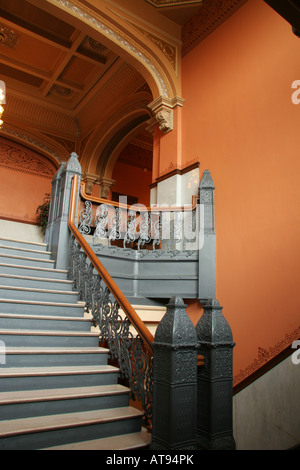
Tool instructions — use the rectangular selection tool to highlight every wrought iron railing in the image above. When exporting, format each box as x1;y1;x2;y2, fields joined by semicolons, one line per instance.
78;183;202;254
68;175;154;425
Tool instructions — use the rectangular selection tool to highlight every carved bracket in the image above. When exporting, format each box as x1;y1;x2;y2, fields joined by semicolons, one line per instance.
98;176;115;199
82;173;98;195
148;96;185;134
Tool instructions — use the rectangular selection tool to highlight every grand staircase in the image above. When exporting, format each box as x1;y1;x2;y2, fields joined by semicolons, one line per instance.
0;236;151;450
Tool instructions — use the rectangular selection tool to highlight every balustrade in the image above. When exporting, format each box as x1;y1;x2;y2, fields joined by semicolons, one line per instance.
78;194;202;255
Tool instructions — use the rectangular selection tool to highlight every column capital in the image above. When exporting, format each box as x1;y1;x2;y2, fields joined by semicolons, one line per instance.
148;96;185;134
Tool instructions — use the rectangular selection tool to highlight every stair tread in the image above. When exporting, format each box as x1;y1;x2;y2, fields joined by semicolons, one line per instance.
0;365;119;377
0;285;79;295
0;384;130;405
0;253;54;263
0;329;99;337
5;346;107;352
43;431;151;450
0;313;91;322
0;298;85;306
0;262;67;274
0;273;73;284
0;244;51;255
0;237;47;247
0;406;143;438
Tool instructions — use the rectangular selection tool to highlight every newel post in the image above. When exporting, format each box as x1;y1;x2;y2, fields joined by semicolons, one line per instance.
151;297;198;450
45;152;82;270
198;170;216;301
196;298;236;450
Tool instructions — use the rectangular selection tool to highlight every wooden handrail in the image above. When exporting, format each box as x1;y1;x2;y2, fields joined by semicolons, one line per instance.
80;182;199;213
69;175;154;354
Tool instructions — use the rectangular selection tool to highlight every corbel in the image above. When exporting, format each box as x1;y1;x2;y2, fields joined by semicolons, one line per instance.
147;96;185;134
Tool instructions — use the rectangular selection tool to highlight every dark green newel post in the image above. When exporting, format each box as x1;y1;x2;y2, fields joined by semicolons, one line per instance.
45;152;82;270
196;298;236;450
151;296;198;450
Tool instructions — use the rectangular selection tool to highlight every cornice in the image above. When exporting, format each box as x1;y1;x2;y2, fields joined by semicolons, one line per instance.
233;324;300;392
146;0;202;7
182;0;248;56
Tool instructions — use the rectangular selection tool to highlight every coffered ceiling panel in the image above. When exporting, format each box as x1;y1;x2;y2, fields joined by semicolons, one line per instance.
0;0;121;117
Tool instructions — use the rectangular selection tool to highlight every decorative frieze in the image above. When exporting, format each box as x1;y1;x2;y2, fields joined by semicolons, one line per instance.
0;136;56;178
182;0;247;55
146;0;202;6
130;24;177;71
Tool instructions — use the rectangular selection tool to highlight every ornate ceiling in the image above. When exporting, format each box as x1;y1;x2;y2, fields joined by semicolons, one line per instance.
0;0;247;171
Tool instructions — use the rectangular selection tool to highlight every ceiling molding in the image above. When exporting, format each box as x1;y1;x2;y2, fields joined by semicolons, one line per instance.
145;0;202;7
182;0;248;56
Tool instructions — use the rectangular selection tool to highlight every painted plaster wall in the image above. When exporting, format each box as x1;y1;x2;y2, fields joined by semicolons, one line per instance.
180;0;300;382
0;137;57;227
112;160;152;206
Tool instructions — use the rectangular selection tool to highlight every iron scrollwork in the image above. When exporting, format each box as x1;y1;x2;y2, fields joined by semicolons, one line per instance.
68;236;153;425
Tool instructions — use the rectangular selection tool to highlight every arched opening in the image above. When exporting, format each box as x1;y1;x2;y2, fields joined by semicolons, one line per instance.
0;0;181;216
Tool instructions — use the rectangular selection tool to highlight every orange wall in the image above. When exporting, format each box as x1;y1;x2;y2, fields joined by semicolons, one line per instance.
181;0;300;382
0;167;53;224
0;138;57;225
112;161;152;207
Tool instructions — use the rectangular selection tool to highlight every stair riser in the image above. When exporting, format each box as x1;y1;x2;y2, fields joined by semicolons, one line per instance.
0;316;91;332
0;276;74;291
0;416;142;450
0;334;99;348
0;264;68;280
0;371;119;393
2;352;108;368
0;246;51;260
0;301;84;317
0;239;48;252
0;289;79;303
0;393;129;421
0;255;54;269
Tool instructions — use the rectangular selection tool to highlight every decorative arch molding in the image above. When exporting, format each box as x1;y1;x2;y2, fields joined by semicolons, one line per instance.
81;98;152;175
80;108;151;197
100;114;151;179
39;0;182;133
0;125;63;169
0;135;58;179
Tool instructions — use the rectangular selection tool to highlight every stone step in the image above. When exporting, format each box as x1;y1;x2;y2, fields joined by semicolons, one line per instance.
0;329;100;348
0;273;74;291
0;365;120;392
0;384;130;421
0;253;55;269
0;298;85;316
2;347;109;368
44;430;152;450
0;244;52;261
0;406;143;450
0;237;48;252
0;313;92;332
0;262;68;280
0;285;79;303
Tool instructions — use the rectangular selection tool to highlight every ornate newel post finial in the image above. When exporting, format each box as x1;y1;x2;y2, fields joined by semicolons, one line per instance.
46;152;82;269
152;296;198;450
195;298;236;450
